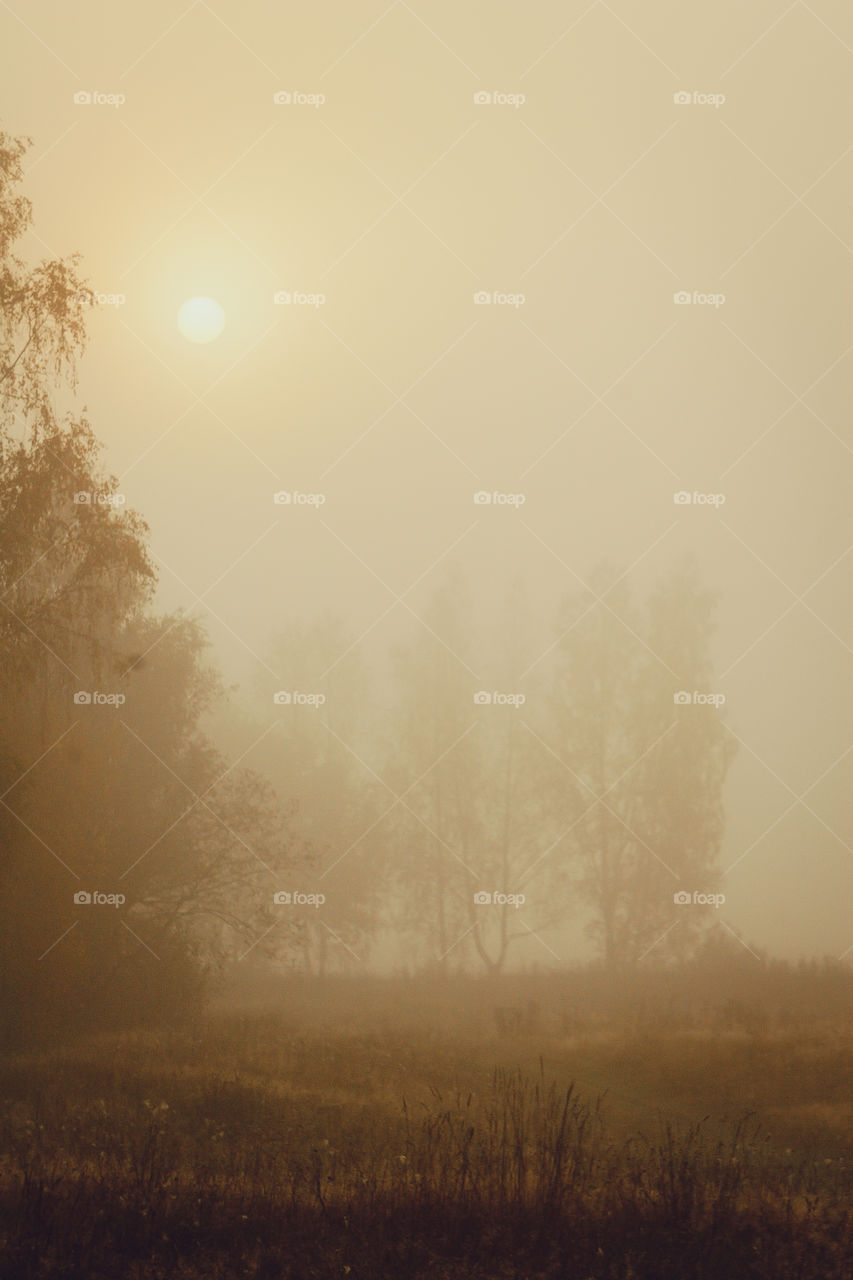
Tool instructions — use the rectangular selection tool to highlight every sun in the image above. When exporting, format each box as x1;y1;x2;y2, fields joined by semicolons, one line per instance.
178;296;225;343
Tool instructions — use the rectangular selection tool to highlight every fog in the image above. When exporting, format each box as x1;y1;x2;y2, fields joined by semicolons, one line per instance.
2;2;852;974
4;7;853;1278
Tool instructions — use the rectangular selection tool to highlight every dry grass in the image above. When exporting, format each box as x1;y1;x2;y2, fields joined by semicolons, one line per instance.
0;1010;851;1278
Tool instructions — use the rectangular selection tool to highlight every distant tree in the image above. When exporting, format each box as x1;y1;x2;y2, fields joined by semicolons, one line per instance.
386;571;570;973
255;616;385;974
548;562;735;969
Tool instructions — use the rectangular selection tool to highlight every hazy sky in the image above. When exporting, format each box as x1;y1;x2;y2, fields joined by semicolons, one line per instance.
3;0;852;961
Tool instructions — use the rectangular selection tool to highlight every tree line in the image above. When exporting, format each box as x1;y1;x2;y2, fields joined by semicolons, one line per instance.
0;128;735;1045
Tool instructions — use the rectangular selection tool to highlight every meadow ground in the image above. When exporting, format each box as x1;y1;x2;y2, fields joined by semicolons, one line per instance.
1;983;851;1279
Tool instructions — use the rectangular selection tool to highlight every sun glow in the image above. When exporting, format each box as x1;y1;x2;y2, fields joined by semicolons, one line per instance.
178;296;225;343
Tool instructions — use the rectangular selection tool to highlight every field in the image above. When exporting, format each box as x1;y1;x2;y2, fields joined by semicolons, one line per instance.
1;976;852;1279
